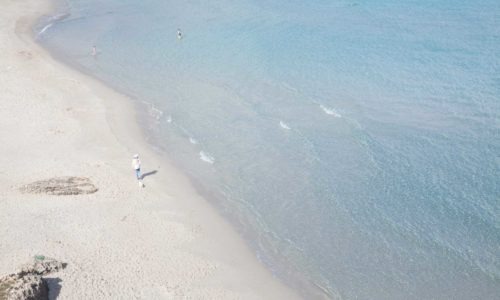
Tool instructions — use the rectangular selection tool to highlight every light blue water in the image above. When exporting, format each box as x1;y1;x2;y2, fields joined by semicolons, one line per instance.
37;0;500;299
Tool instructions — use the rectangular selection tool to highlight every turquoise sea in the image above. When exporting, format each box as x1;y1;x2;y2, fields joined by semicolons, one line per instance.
37;0;500;299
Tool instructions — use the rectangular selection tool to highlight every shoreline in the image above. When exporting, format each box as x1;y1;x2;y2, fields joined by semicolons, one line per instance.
32;2;332;299
0;0;301;299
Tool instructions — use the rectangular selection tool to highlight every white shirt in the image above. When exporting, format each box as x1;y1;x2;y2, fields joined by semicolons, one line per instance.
132;158;141;170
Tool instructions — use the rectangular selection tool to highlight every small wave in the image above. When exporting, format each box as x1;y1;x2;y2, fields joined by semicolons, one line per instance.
320;105;342;118
151;106;164;121
141;101;164;121
51;12;71;22
281;82;298;93
189;137;198;144
279;121;291;130
36;12;70;38
199;151;214;164
38;23;53;35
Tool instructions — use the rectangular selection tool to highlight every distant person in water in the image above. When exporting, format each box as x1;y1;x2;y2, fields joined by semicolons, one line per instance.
132;154;142;181
177;28;182;40
91;45;97;56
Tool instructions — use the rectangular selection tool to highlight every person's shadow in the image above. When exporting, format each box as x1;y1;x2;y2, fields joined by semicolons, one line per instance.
141;170;158;180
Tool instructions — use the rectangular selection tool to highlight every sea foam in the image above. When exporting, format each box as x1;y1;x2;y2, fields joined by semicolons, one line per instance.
320;105;342;118
199;151;214;164
279;121;291;130
38;23;53;36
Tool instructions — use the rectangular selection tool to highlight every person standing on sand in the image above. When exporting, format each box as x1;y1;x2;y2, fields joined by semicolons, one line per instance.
132;154;142;181
177;28;182;40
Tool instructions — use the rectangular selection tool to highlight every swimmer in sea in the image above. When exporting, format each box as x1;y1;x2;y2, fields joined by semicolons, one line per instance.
177;28;182;40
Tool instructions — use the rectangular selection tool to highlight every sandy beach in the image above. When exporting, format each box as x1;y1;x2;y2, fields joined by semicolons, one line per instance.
0;0;300;299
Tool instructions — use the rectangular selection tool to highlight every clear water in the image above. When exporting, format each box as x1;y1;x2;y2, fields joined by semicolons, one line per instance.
37;0;500;299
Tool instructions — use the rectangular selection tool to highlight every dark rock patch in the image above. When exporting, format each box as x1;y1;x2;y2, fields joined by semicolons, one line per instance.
0;274;47;300
0;257;65;300
20;177;98;195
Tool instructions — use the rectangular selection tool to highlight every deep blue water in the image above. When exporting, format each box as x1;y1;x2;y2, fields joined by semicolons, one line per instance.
37;0;500;298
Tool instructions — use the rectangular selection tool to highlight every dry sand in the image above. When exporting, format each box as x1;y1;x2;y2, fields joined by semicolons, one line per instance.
0;0;300;299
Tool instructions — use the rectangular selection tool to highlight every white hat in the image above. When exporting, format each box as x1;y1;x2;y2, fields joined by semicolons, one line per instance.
133;154;139;158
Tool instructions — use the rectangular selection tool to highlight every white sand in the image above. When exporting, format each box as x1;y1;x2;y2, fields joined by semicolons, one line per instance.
0;1;300;299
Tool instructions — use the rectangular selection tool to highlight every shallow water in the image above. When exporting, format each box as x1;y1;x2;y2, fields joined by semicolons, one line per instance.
38;0;500;298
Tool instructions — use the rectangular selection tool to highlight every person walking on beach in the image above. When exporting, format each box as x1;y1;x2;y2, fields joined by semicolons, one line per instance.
132;154;142;182
177;28;182;40
91;45;97;56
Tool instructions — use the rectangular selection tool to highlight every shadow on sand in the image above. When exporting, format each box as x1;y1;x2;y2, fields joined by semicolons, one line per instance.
45;277;62;300
141;170;158;180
